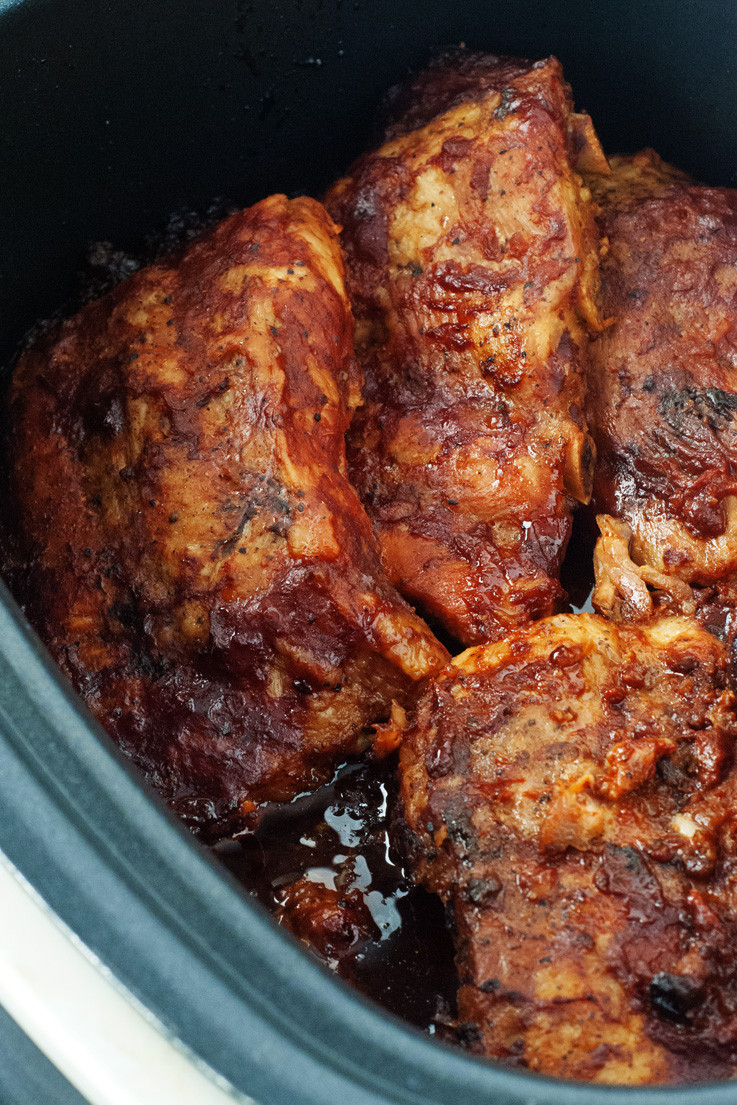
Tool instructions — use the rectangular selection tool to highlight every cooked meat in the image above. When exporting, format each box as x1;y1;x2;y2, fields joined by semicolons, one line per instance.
274;876;380;965
325;51;604;647
3;194;447;838
397;613;737;1083
587;151;737;623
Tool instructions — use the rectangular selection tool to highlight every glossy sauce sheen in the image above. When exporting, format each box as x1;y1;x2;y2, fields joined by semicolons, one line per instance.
214;759;459;1031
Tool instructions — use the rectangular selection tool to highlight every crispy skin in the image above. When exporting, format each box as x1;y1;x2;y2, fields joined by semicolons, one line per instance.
398;613;737;1083
587;151;737;622
326;52;602;646
4;194;447;837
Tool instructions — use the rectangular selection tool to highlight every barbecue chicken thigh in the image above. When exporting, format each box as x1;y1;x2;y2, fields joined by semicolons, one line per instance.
4;194;447;837
587;151;737;628
397;613;737;1084
326;51;605;647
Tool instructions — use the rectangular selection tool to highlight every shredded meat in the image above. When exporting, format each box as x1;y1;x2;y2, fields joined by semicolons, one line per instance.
397;613;737;1084
326;51;603;646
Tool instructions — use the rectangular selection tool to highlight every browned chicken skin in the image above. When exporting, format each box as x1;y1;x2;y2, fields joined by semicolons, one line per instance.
3;194;447;837
397;612;737;1083
326;52;604;647
587;151;737;626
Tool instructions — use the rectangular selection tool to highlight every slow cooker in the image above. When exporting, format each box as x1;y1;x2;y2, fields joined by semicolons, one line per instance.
2;1;737;1101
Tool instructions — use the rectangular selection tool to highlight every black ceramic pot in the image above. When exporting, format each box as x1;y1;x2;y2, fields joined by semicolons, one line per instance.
1;2;737;1102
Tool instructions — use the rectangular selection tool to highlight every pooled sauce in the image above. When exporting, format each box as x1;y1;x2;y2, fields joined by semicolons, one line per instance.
213;758;459;1033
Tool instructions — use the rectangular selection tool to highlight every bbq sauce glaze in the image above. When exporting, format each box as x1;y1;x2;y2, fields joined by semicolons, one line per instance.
56;219;598;1042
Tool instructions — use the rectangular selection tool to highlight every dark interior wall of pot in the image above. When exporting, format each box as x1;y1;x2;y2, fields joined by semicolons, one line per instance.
1;0;736;368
